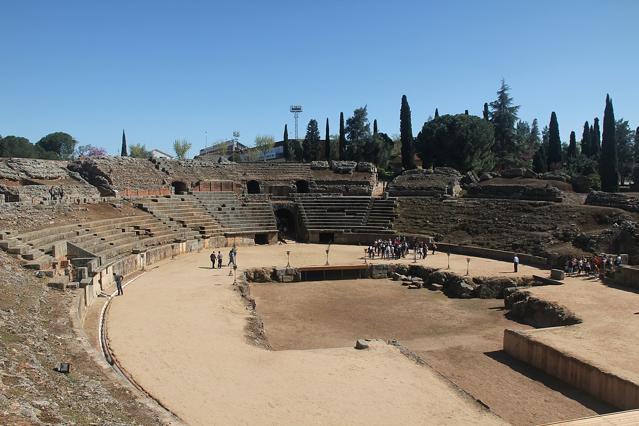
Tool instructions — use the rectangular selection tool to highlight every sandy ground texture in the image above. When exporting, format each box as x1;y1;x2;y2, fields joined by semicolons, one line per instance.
251;277;613;425
516;275;639;385
106;244;511;425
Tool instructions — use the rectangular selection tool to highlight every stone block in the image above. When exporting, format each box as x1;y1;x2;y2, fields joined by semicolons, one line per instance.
550;269;565;280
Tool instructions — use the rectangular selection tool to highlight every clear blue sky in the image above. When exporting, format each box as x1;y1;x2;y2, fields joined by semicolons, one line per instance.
1;0;637;156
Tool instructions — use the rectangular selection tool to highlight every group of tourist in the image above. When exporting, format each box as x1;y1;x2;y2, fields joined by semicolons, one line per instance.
564;254;623;277
210;247;237;269
367;238;437;260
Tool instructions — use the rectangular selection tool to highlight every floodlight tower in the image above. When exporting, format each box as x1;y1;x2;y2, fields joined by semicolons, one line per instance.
290;105;303;140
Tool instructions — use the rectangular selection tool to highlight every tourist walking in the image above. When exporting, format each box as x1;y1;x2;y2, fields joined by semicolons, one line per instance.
113;272;124;296
513;254;520;273
217;251;223;269
210;252;216;269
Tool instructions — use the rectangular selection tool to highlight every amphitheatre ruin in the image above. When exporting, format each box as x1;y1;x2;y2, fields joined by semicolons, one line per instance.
3;155;639;425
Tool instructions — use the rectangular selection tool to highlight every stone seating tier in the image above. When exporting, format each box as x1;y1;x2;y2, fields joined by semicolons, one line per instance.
193;192;277;235
296;196;397;233
3;214;197;270
137;195;224;238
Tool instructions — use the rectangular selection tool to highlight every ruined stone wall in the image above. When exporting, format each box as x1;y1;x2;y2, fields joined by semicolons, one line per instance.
0;158;100;203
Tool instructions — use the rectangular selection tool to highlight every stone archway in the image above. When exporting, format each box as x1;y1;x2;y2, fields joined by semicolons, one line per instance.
295;180;310;193
275;207;298;240
172;181;189;195
246;180;261;194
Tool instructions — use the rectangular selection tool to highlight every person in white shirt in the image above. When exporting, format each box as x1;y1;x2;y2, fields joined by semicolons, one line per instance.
513;254;520;273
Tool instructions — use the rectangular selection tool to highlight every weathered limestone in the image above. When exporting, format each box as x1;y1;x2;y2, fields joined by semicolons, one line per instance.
387;168;462;197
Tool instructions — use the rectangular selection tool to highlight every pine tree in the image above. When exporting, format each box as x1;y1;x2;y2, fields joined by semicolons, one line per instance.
489;79;520;167
547;112;562;167
599;95;618;192
591;117;601;156
303;119;321;162
434;108;439;119
283;124;290;161
324;118;330;161
373;119;378;136
483;103;489;121
338;112;346;160
580;121;591;157
400;95;416;170
121;130;128;156
567;131;577;158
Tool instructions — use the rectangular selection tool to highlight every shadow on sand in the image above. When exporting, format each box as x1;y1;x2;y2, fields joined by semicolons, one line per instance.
484;350;616;414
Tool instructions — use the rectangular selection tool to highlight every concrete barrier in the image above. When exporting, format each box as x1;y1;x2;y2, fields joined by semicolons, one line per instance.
504;329;639;410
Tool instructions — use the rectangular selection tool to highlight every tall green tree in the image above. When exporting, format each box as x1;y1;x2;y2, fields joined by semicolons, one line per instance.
303;119;321;162
567;131;577;158
591;117;601;156
173;139;192;159
489;79;520;167
400;95;416;170
373;119;378;136
129;144;151;158
283;124;290;161
634;126;639;163
121;130;128;156
324;119;330;161
345;106;371;160
36;132;77;159
615;119;635;184
415;114;494;172
254;135;275;161
532;144;548;173
434;108;439;119
482;102;489;121
547;112;562;168
580;121;591;157
599;95;618;192
338;112;346;160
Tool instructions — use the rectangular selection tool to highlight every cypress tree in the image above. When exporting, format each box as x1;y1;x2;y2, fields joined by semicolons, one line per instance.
547;112;562;167
591;117;601;156
483;103;489;121
532;145;548;173
373;119;378;136
634;126;639;163
324;118;330;161
400;95;416;170
580;121;591;157
567;131;577;158
338;112;346;160
121;130;128;156
464;109;469;115
434;108;439;119
599;95;618;192
283;125;290;161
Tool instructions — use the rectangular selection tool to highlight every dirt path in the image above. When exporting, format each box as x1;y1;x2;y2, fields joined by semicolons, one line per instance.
106;245;505;425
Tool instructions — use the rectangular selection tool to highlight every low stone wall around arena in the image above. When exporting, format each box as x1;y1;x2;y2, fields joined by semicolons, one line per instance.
504;328;639;410
434;242;549;268
609;265;639;290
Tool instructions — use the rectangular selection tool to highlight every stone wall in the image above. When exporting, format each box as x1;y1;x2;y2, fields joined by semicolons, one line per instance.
0;158;101;203
388;168;462;197
585;191;639;213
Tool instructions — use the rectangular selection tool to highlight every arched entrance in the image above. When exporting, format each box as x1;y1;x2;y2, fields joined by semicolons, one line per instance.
295;180;310;193
246;180;261;194
172;181;189;195
275;208;298;240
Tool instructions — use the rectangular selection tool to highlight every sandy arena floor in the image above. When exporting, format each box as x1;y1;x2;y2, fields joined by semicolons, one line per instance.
104;243;614;425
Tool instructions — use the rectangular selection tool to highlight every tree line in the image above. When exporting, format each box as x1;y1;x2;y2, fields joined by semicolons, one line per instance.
283;80;636;192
